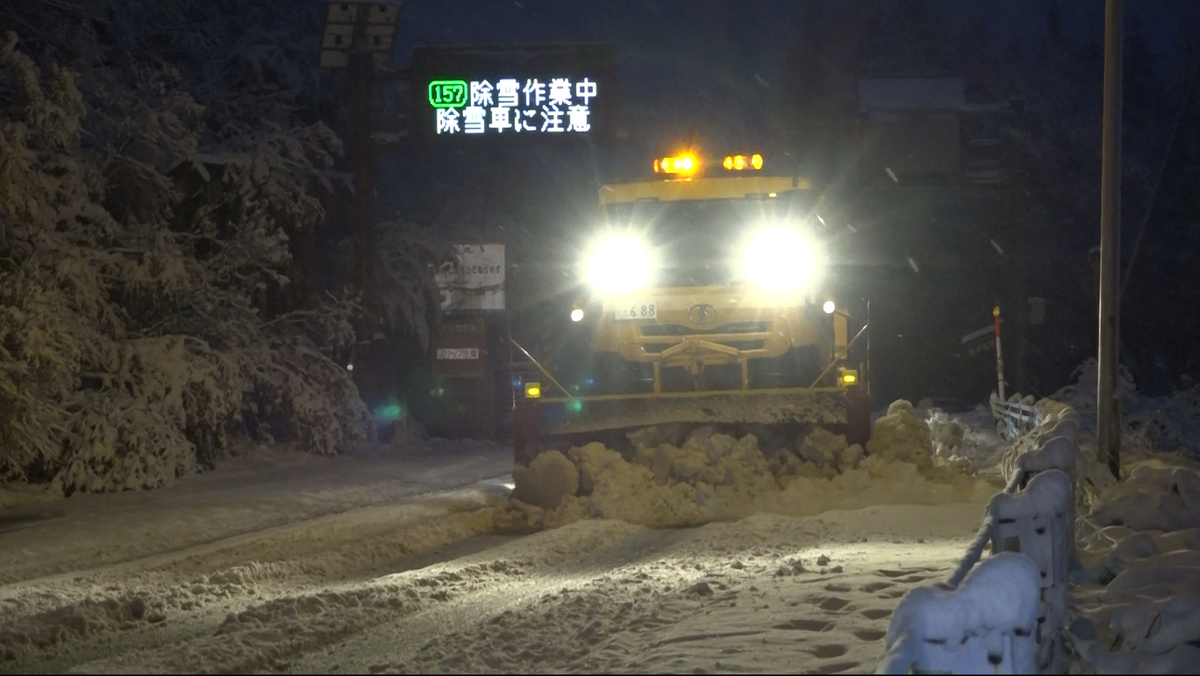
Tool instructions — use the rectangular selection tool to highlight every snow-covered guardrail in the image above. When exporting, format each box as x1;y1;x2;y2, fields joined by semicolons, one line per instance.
876;398;1080;674
991;392;1041;442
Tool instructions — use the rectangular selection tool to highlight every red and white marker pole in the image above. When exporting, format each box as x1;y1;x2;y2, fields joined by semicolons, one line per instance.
993;305;1005;401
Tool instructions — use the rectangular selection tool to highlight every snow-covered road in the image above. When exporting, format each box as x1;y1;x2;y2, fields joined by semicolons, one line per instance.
0;434;995;674
286;503;989;675
0;439;515;673
0;438;516;584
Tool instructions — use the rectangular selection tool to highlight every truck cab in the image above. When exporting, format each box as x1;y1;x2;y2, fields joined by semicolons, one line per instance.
550;149;857;397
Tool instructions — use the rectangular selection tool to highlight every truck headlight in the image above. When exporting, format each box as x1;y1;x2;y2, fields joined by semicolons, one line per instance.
583;234;654;294
741;226;819;292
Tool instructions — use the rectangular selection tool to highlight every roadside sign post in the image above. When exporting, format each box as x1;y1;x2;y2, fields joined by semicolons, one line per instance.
430;244;509;440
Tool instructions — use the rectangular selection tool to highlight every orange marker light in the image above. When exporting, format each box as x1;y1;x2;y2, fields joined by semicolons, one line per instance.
655;152;700;176
721;153;764;171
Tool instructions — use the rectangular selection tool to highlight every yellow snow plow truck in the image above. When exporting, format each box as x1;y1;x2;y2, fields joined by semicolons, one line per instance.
511;148;872;473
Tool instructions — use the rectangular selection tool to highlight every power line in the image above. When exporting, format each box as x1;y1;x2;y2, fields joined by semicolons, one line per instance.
1121;53;1200;301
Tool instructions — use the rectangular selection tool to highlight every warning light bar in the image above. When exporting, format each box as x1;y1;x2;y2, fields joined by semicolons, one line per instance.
723;153;763;171
654;152;699;176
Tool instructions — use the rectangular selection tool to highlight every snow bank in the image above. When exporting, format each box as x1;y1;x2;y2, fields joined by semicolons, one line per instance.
1073;489;1200;670
1087;461;1200;532
1075;458;1200;588
0;482;62;509
866;400;933;467
926;409;966;461
1067;428;1200;672
501;400;996;531
1053;358;1200;455
510;450;579;510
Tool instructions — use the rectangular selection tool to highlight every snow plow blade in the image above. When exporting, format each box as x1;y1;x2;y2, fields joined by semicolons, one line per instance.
513;388;871;466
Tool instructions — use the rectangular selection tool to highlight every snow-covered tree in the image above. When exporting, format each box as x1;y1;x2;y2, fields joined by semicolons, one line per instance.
0;0;420;493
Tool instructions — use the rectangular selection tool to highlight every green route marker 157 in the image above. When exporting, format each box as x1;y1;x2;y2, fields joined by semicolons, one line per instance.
428;80;468;108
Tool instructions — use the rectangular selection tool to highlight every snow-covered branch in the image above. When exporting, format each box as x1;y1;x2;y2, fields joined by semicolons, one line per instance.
0;8;374;492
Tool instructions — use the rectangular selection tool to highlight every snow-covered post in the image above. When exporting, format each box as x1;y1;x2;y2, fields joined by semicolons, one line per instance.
1010;407;1080;574
988;469;1074;671
956;552;1043;674
877;552;1042;674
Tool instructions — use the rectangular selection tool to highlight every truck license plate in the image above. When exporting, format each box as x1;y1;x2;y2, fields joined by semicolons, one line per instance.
436;347;479;360
615;301;657;320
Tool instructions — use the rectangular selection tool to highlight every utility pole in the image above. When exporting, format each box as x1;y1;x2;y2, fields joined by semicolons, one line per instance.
1010;100;1028;396
319;1;402;313
319;1;402;423
1098;0;1123;479
350;37;376;310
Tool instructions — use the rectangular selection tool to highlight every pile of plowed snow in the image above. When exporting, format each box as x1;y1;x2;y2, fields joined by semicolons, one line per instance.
499;400;1001;530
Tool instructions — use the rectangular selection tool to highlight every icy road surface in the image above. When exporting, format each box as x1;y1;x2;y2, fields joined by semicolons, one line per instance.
0;438;992;674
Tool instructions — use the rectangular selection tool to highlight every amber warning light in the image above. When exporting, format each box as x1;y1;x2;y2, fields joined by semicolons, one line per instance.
654;152;699;176
723;153;763;171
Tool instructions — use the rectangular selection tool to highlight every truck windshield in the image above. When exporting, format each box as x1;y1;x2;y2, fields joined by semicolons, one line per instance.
602;191;818;286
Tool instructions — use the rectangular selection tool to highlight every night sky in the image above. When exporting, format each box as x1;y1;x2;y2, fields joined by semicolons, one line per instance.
387;0;1192;114
380;0;1197;221
371;0;1200;404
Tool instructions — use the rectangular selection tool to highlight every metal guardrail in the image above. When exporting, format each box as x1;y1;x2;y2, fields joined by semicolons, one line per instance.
990;391;1041;441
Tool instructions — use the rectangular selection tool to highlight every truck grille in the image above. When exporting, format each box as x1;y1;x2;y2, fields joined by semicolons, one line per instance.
643;340;767;352
638;321;770;337
639;321;772;354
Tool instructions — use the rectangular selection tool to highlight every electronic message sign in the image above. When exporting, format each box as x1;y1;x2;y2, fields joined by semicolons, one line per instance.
409;44;616;144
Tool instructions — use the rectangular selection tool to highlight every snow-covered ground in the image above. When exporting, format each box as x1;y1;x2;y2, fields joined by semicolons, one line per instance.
1;363;1199;675
0;445;994;675
1046;361;1200;674
1069;449;1200;673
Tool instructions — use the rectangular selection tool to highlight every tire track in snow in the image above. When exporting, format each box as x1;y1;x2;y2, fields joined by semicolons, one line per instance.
63;520;652;674
286;507;986;675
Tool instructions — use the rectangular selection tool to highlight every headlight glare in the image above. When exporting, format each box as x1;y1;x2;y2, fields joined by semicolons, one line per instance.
742;226;819;292
584;234;653;294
